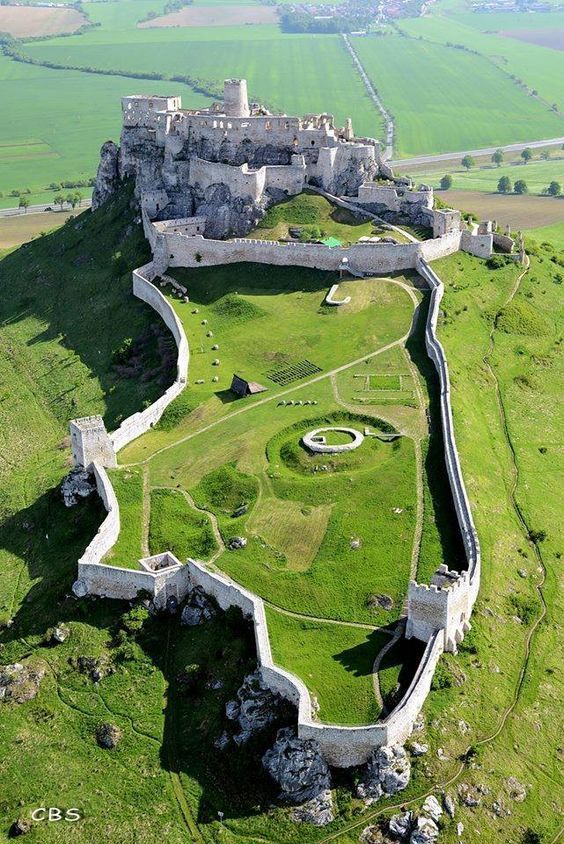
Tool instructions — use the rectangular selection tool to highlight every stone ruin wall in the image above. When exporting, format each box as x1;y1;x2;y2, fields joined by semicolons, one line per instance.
69;234;482;766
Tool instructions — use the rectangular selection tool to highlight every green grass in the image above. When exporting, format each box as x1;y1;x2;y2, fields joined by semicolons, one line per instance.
353;33;564;156
526;220;564;249
104;468;144;568
265;608;389;725
254;192;379;245
399;12;564;111
415;245;564;842
406;157;564;195
149;488;217;561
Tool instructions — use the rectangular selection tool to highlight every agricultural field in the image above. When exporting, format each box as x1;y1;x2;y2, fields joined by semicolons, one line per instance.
352;33;564;157
398;10;564;111
0;208;84;250
0;53;210;201
439;189;563;230
0;5;87;37
139;4;279;27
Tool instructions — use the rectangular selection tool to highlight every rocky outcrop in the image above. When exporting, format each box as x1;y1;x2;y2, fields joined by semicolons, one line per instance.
262;726;331;804
96;722;122;749
45;624;70;645
0;662;44;704
180;586;216;627
92;141;120;210
61;468;95;507
291;789;334;826
410;816;439;844
194;183;267;240
225;670;290;743
356;745;410;803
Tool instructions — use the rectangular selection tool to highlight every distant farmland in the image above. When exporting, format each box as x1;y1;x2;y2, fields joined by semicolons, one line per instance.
139;5;279;28
0;5;87;37
352;34;564;157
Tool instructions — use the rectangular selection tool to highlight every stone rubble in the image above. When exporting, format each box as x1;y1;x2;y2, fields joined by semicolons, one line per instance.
262;726;331;805
95;722;122;749
0;662;44;704
225;671;290;743
290;788;334;826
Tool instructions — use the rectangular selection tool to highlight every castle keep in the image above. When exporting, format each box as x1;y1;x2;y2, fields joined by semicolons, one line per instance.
94;79;383;238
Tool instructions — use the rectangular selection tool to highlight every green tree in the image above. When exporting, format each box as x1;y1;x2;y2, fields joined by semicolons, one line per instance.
18;196;30;213
66;193;77;209
440;174;453;190
521;148;533;164
491;149;503;167
53;193;65;210
497;176;512;194
547;181;561;196
514;179;528;194
461;155;475;171
74;191;84;207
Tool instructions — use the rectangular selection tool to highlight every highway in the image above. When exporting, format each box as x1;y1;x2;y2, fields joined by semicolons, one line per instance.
390;137;564;168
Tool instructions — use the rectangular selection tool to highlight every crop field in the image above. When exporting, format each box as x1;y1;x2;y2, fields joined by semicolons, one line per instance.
0;54;211;199
527;220;564;248
0;5;87;37
352;33;564;157
22;30;381;138
0;208;84;250
440;189;564;229
398;12;564;111
139;4;279;27
500;26;564;51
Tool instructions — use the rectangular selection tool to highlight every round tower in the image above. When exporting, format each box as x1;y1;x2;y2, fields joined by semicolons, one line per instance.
223;79;250;118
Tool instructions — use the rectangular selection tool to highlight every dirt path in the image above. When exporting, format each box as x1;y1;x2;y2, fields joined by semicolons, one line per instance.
141;465;150;558
342;33;394;159
265;600;394;634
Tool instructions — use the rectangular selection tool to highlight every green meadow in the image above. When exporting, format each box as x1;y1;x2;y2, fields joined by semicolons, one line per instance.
398;11;564;111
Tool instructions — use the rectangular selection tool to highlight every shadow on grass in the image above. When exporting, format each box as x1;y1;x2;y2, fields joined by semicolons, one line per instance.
406;292;466;573
0;185;174;432
0;489;285;828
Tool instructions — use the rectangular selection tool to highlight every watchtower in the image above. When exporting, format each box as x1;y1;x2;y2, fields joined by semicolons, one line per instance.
223;79;250;118
69;416;117;468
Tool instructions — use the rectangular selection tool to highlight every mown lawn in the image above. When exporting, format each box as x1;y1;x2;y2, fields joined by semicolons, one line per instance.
265;608;388;725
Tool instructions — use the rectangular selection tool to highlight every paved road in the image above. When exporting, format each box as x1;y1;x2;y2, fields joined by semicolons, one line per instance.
391;137;564;168
0;200;92;218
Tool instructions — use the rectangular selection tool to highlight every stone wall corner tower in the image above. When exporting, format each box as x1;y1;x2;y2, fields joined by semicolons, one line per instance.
223;78;250;118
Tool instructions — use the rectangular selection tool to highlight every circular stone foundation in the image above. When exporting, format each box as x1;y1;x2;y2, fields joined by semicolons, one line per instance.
302;426;364;454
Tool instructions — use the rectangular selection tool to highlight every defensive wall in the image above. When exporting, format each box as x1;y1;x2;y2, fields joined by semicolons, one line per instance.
70;234;482;766
187;156;307;203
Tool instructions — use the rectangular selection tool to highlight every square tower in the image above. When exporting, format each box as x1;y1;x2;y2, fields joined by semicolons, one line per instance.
69;416;117;468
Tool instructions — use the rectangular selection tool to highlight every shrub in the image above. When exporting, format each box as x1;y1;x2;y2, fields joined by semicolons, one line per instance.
120;604;150;634
509;594;539;624
440;174;453;190
112;337;133;365
431;663;452;690
514;180;528;194
547;181;561;196
177;663;204;694
487;255;508;269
